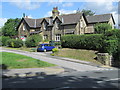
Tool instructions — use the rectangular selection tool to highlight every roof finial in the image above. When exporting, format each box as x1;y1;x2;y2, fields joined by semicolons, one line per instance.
76;8;80;13
23;13;25;17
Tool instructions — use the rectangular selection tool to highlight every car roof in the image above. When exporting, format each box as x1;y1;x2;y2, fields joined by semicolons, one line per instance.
39;43;50;45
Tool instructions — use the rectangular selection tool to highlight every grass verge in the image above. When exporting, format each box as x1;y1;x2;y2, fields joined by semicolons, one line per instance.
1;52;55;69
4;47;33;52
55;48;102;65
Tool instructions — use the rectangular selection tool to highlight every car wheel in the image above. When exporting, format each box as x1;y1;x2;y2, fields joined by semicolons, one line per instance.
44;49;46;52
37;49;39;52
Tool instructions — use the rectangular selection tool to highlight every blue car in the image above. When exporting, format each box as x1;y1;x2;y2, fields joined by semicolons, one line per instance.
37;43;55;52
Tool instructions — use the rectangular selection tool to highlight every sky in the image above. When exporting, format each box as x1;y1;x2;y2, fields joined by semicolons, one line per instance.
0;0;119;28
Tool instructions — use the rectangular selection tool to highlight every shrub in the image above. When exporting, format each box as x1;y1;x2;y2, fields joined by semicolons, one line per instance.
100;40;118;55
61;34;104;50
25;34;42;47
1;36;11;46
104;29;120;63
94;23;112;34
6;39;23;48
54;42;61;46
52;48;59;53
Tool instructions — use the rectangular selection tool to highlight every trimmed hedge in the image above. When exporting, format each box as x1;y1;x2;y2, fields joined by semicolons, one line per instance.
6;39;23;48
61;34;105;50
104;29;120;62
101;40;118;54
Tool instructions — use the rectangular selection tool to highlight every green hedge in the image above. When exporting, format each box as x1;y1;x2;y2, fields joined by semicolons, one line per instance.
6;39;23;48
104;29;120;63
94;23;112;34
61;34;104;50
25;34;42;47
101;40;118;54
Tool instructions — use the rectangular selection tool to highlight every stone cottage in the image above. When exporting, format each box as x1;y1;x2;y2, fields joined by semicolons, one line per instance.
17;7;115;41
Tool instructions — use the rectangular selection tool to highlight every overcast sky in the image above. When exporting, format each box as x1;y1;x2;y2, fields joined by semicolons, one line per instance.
0;0;119;28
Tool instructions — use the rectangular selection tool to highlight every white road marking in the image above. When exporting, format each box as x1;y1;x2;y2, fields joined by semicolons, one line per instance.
97;78;120;83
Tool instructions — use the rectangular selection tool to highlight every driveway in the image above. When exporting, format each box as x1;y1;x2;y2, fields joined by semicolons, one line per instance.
1;47;117;72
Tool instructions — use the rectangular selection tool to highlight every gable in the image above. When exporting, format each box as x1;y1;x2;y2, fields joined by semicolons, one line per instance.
86;14;115;24
59;13;83;25
53;17;62;24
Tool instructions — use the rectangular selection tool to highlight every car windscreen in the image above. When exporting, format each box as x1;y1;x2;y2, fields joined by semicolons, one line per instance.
38;45;42;48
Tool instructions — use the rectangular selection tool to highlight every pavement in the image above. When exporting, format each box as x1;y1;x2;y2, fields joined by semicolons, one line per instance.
1;47;118;78
2;66;64;78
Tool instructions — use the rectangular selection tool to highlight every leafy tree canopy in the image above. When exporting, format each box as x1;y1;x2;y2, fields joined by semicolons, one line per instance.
94;23;112;34
81;9;95;16
2;18;21;36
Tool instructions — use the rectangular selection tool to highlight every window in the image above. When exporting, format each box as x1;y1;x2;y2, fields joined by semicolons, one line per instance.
43;22;47;30
55;22;58;29
23;25;26;31
80;20;83;28
43;35;48;40
55;34;61;41
55;20;61;29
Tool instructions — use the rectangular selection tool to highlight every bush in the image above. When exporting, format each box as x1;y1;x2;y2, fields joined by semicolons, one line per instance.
54;42;61;46
52;48;59;53
94;23;112;34
1;36;11;46
6;39;23;48
61;34;104;50
25;34;42;47
104;29;120;63
100;40;118;54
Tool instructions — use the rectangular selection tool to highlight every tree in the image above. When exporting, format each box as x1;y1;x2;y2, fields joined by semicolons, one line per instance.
25;34;42;47
2;18;21;37
94;23;112;34
81;9;95;16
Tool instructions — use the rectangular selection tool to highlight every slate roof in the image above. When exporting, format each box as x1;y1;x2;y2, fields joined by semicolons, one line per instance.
86;14;114;24
24;18;42;28
58;13;83;25
22;13;114;28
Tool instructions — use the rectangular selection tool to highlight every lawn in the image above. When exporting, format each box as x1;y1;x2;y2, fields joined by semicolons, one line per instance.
1;52;55;69
5;47;33;52
56;48;102;65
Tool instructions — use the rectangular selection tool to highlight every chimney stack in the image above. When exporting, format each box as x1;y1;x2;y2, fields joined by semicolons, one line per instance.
52;7;59;17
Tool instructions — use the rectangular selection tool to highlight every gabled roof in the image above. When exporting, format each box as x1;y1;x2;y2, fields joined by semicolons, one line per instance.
86;14;115;24
18;13;115;29
59;13;83;25
24;18;42;28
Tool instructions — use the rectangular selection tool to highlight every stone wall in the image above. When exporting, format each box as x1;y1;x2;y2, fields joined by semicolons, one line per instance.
97;53;113;66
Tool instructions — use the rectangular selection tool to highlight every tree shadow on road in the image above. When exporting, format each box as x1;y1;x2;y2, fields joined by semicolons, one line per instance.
2;73;119;89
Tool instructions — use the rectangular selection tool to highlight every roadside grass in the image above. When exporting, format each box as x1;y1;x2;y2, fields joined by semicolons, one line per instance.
4;47;35;52
56;48;102;65
1;52;55;69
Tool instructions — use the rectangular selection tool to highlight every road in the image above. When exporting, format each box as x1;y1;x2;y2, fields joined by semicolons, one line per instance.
1;48;120;89
2;70;119;89
1;48;116;72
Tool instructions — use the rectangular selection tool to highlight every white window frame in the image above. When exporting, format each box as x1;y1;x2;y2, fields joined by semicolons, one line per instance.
43;35;48;40
80;20;83;28
23;25;26;31
55;34;61;41
43;22;47;30
55;22;58;29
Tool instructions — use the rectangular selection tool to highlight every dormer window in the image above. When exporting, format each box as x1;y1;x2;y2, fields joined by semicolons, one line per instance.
23;25;26;31
55;20;61;29
55;21;59;29
80;20;83;28
43;22;47;30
